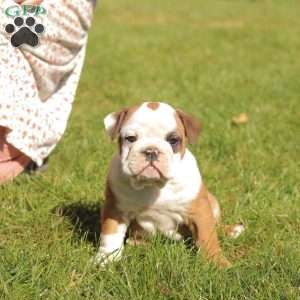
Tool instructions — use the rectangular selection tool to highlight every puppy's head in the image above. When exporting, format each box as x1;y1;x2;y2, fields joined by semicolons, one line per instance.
104;102;201;189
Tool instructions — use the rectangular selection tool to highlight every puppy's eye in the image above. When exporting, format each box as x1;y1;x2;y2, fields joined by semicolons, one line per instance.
168;137;179;145
166;134;181;146
125;136;137;143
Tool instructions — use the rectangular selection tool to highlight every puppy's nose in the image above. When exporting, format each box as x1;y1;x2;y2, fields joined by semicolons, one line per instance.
143;147;159;162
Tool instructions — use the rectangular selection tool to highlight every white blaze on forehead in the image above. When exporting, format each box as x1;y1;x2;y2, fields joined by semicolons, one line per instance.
120;102;177;137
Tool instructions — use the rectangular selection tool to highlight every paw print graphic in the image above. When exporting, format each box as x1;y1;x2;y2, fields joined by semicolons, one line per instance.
5;16;45;47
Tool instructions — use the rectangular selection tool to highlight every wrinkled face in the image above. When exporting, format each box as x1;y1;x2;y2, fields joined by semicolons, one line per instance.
104;102;201;189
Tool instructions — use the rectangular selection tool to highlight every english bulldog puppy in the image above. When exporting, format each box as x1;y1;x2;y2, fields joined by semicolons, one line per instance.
96;102;231;267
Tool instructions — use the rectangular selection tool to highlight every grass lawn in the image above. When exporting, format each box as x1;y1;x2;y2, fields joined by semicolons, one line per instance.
1;0;300;299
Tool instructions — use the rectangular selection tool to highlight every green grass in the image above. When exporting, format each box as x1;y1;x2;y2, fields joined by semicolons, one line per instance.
1;0;300;299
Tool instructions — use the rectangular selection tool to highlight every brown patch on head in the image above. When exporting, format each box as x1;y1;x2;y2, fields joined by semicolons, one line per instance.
147;102;160;111
176;109;201;145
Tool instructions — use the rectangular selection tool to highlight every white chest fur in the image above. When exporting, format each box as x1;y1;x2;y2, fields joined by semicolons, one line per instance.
109;149;202;236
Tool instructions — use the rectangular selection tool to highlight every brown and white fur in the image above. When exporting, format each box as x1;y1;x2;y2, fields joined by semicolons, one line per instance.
96;102;232;267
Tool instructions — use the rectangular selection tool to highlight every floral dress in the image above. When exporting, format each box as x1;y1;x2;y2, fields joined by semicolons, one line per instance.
0;0;95;167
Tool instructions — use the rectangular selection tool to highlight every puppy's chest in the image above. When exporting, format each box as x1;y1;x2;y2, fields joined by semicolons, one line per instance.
137;200;188;232
115;179;198;233
119;193;191;233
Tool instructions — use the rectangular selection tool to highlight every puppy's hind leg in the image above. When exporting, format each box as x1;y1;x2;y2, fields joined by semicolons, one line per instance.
208;193;245;239
189;188;232;268
207;192;221;223
207;193;245;239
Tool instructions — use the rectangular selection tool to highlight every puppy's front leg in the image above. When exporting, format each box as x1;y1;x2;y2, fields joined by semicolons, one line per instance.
95;198;128;265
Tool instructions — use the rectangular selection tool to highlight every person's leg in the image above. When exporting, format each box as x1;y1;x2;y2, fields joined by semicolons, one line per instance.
0;127;31;184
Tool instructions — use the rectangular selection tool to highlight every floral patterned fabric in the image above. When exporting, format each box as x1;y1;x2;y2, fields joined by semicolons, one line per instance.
0;0;94;166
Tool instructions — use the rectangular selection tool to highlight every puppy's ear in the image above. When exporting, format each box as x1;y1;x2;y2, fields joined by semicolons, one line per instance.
176;109;202;144
104;109;128;141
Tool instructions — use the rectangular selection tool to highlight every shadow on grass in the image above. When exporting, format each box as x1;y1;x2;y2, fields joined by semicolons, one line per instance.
53;201;102;246
52;201;195;249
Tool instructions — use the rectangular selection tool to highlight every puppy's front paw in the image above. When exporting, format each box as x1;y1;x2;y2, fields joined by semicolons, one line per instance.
93;247;123;267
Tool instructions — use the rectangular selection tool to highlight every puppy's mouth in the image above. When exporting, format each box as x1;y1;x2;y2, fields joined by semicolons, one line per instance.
125;150;173;188
135;163;165;182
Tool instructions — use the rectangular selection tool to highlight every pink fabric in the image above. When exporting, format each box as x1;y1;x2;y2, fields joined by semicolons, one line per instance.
0;127;31;184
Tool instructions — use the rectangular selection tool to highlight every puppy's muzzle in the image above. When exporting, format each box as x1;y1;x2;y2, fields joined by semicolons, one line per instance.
142;147;159;163
124;139;174;187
